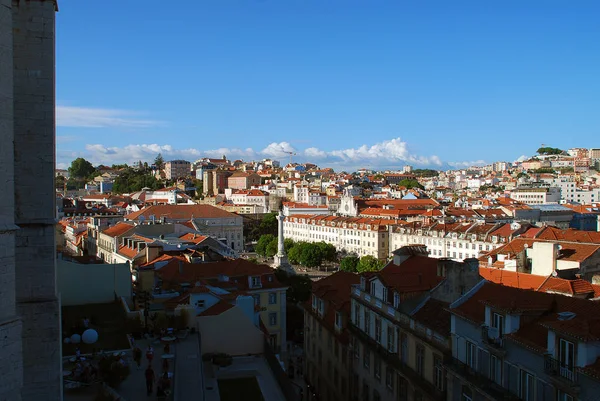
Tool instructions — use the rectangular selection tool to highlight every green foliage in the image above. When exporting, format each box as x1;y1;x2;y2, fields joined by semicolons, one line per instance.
275;268;312;303
339;255;360;272
398;179;424;189
357;255;384;273
154;153;165;170
284;238;295;252
558;167;574;174
68;157;96;179
192;179;203;198
299;243;323;268
55;175;65;189
256;234;276;257
537;147;563;155
266;239;278;257
112;167;161;194
412;169;439;177
111;163;129;170
532;168;555;174
516;172;529;179
316;242;336;263
259;213;278;236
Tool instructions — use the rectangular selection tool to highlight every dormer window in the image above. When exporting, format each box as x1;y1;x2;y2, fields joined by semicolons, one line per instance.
370;281;376;295
312;296;317;311
360;277;366;291
382;287;388;303
317;299;324;317
394;293;400;308
251;276;262;288
491;312;504;337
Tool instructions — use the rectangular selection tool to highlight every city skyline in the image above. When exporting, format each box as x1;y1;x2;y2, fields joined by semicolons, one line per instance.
56;1;600;170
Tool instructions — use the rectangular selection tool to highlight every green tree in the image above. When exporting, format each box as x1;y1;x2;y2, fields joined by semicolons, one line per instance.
412;169;439;177
284;238;295;253
192;179;203;198
266;238;278;257
537;147;563;155
339;255;360;272
55;175;65;190
398;179;424;190
255;234;275;257
154;153;165;171
68;157;95;179
316;242;336;263
299;244;323;268
112;167;161;194
533;168;555;174
357;255;384;273
259;212;278;236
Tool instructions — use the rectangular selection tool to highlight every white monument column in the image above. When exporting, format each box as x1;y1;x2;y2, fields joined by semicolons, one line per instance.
272;209;294;274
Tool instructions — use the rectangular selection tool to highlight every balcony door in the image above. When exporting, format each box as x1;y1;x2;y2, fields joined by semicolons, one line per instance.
559;339;575;380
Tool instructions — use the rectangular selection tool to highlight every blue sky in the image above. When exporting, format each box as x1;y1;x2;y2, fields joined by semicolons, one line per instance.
56;0;600;171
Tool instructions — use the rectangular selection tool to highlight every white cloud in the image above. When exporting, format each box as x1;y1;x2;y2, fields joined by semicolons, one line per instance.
261;142;296;158
516;155;528;162
304;147;327;159
58;137;484;171
447;160;487;168
57;106;162;128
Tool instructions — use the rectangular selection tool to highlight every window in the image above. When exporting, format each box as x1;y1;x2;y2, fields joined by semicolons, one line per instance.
466;341;476;368
434;355;444;391
491;312;505;336
375;318;382;343
253;294;261;306
251;276;261;287
462;386;473;401
519;370;535;401
370;281;376;295
268;293;277;304
400;332;408;363
269;312;277;326
364;310;371;334
374;357;381;380
335;311;342;330
398;376;408;401
363;347;370;370
354;303;361;327
195;299;205;308
363;382;370;401
416;344;425;376
385;366;393;390
490;355;502;385
557;390;574;401
559;339;575;380
387;326;395;352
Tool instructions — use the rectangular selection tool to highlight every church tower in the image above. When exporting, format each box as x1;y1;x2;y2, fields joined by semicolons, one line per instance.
0;1;61;400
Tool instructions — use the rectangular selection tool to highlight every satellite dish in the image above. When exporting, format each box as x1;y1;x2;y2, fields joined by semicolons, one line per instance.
552;271;558;277
85;203;93;209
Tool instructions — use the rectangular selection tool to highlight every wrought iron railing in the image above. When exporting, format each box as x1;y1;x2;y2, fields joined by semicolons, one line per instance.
544;355;578;383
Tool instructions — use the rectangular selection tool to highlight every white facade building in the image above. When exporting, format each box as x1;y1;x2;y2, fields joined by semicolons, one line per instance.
284;214;396;260
509;186;561;205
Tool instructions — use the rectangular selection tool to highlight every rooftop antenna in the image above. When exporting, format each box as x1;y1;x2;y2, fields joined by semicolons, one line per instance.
285;151;296;165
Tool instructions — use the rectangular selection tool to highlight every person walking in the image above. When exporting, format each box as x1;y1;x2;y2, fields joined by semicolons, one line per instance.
145;345;154;365
144;365;156;396
133;346;142;369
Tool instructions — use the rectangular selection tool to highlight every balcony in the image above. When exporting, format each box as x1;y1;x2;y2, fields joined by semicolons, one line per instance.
348;322;445;401
544;355;579;385
445;357;518;401
481;326;506;354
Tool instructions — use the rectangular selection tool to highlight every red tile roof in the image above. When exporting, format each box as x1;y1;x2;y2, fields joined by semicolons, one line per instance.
378;256;444;298
412;298;451;336
125;204;239;221
101;222;135;237
198;301;234;316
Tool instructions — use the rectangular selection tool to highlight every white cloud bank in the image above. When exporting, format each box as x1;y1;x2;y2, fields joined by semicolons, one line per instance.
57;106;162;128
58;137;483;170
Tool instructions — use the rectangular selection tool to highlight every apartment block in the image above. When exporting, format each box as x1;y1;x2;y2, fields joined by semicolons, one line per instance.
165;159;191;180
